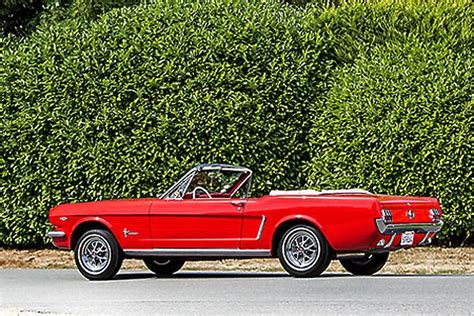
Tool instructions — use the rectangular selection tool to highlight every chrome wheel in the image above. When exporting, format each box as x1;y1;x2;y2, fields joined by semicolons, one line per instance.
283;227;320;272
78;234;111;275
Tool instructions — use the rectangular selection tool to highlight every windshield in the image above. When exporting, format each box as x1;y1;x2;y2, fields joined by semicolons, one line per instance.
187;170;244;196
162;165;252;199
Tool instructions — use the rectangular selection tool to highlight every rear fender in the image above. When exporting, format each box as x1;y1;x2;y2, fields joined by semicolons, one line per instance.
274;215;335;249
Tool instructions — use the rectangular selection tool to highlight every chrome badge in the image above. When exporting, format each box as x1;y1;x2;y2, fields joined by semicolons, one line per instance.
406;210;415;219
123;228;138;237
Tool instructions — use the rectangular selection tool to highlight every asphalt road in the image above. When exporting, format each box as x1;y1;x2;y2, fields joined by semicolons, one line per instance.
1;269;473;315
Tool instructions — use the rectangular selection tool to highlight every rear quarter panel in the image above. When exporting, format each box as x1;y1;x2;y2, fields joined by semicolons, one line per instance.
242;196;380;252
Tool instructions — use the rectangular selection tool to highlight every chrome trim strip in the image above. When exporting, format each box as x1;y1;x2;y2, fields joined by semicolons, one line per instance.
375;219;443;234
123;248;272;257
47;231;66;238
180;172;198;199
383;234;396;248
255;215;266;240
202;166;251;172
160;168;197;199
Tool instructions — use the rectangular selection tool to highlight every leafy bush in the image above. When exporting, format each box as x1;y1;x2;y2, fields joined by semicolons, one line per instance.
1;0;323;246
304;1;473;243
306;45;472;243
1;0;472;246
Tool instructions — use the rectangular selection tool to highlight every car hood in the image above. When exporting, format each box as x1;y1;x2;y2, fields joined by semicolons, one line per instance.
50;198;158;216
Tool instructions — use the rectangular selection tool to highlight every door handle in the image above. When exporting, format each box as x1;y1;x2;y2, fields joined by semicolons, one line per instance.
231;200;245;208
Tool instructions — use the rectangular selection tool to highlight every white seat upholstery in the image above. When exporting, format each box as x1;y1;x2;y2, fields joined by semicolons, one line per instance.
269;189;373;196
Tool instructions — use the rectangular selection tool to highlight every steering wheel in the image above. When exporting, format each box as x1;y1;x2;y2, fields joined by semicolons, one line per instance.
192;186;212;199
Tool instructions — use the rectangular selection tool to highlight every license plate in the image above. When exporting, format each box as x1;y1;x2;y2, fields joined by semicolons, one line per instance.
400;231;414;246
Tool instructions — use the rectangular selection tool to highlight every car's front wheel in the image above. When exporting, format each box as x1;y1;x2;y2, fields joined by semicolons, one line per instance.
277;225;331;278
143;258;185;276
339;253;389;275
74;229;123;280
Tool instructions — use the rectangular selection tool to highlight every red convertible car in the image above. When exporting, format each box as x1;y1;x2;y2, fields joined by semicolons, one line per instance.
48;163;443;280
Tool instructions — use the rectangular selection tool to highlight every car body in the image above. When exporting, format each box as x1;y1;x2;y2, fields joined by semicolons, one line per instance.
48;163;443;280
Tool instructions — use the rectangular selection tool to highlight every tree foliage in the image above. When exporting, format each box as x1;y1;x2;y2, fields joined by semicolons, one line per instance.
1;0;472;246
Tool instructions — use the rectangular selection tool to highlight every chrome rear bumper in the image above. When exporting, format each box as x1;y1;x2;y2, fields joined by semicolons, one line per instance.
375;219;443;235
47;231;66;238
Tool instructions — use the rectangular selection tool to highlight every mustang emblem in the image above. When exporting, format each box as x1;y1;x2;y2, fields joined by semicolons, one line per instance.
123;228;138;237
406;210;415;219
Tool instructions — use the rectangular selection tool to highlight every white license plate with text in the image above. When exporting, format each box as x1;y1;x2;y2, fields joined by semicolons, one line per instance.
400;231;414;246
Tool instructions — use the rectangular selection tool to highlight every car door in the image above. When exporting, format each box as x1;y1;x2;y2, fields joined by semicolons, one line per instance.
149;198;244;249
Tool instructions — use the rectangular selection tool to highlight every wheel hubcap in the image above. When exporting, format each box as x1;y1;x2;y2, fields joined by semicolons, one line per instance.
284;229;320;271
79;234;111;275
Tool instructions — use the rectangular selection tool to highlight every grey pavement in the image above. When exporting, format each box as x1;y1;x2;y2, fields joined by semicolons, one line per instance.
0;269;473;315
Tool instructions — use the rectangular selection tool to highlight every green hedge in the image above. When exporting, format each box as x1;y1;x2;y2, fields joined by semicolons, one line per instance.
306;45;473;243
1;1;321;246
1;0;472;247
304;1;473;243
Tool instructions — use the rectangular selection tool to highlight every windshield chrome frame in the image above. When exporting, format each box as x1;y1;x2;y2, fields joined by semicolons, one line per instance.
160;164;252;200
160;168;197;200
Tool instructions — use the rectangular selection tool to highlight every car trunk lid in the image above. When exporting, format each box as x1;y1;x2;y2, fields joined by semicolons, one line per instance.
377;195;441;223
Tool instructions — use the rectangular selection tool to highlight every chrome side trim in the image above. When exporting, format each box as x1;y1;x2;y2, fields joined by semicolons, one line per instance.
123;248;272;257
383;234;396;248
375;219;443;234
255;215;266;240
47;231;66;238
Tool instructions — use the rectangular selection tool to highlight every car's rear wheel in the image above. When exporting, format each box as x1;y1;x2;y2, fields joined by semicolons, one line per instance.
143;258;185;276
339;253;389;275
277;225;331;278
74;229;123;280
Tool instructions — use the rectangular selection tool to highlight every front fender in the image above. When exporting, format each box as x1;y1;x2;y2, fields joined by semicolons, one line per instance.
69;216;115;248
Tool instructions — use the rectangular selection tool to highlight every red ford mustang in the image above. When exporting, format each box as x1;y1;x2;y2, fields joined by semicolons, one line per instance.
48;163;443;280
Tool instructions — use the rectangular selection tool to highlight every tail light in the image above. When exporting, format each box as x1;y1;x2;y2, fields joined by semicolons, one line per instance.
429;208;441;221
381;209;393;223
